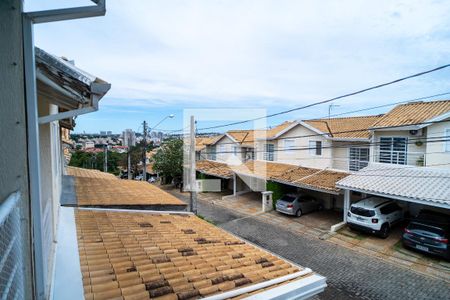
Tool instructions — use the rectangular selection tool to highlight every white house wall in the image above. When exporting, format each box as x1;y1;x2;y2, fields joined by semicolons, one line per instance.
38;100;63;294
263;124;333;169
372;130;426;166
214;136;244;164
425;120;450;168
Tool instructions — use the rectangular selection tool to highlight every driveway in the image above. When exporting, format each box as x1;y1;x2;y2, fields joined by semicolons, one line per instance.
162;186;450;299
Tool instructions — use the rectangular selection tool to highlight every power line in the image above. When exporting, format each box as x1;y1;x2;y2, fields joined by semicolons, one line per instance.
205;136;450;155
157;91;450;134
194;65;450;131
202;119;450;147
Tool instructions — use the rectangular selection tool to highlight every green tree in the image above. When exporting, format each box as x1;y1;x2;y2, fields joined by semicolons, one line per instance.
152;139;183;184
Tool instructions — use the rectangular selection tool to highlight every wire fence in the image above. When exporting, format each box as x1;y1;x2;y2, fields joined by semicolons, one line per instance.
0;192;25;300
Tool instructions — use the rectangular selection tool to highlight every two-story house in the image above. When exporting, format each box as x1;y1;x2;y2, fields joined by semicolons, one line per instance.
369;100;450;167
255;116;382;172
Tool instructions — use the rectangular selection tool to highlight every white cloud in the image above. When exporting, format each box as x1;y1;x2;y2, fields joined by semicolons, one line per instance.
32;0;450;113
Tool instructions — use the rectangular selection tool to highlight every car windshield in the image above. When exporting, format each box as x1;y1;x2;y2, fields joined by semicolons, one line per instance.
408;222;445;237
280;195;296;202
350;206;375;217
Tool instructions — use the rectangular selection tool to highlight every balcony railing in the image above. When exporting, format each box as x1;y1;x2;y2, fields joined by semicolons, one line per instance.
0;192;25;300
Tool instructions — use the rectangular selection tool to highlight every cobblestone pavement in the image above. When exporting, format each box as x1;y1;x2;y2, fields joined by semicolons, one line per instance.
163;187;450;300
197;191;450;282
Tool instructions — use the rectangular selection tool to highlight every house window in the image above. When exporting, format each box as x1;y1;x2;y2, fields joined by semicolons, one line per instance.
379;137;407;164
210;146;216;160
309;140;322;156
264;144;274;161
232;145;238;156
219;144;226;157
446;129;450;152
284;139;295;153
245;148;255;161
349;147;369;171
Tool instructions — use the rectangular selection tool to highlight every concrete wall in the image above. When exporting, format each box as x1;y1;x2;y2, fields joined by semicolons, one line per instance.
425;120;450;168
372;130;426;166
0;1;33;298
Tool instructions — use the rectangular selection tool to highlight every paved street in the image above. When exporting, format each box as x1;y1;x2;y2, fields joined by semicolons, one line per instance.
167;189;450;300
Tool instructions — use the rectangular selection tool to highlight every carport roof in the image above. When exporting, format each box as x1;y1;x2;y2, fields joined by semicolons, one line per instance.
235;161;349;194
336;163;450;209
196;160;233;179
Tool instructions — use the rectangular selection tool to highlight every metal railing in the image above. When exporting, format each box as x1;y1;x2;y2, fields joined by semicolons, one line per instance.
0;192;25;300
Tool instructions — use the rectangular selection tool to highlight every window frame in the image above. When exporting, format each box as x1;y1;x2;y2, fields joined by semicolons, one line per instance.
284;139;295;153
349;147;370;171
309;140;322;156
264;143;275;161
445;128;450;152
379;136;408;165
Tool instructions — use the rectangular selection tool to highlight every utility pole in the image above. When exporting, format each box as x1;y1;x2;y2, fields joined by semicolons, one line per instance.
103;144;108;172
142;121;148;181
127;148;131;179
189;115;197;214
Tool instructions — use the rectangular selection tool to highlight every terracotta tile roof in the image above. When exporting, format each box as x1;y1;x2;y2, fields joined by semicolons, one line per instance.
266;121;296;139
195;136;221;151
303;115;383;139
226;130;261;147
74;177;186;207
235;161;348;193
67;166;117;180
234;160;294;179
76;209;314;300
224;121;296;146
371;100;450;128
196;160;233;179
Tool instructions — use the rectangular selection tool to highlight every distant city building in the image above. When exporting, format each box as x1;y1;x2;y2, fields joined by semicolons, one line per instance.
83;141;95;149
122;129;136;147
100;131;107;135
107;130;112;135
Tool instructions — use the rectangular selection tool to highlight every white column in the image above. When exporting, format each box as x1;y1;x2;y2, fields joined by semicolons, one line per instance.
261;191;273;212
343;189;350;222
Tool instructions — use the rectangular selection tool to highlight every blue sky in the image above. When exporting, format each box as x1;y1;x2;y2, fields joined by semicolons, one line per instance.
26;0;450;134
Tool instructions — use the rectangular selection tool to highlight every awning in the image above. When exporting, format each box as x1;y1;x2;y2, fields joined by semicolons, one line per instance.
337;163;450;209
196;160;233;179
235;161;348;195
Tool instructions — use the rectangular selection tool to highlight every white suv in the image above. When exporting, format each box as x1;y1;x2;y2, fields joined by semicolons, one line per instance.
347;197;403;238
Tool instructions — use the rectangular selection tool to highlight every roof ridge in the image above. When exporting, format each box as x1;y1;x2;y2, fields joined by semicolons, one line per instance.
398;99;450;106
305;114;383;122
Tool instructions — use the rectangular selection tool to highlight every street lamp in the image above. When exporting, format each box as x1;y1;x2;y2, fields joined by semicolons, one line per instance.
142;114;175;181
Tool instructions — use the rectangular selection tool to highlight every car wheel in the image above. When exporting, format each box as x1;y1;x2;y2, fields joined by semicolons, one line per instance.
379;224;390;239
295;209;302;217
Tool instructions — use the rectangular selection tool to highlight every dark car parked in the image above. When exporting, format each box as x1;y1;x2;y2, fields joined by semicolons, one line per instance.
402;210;450;260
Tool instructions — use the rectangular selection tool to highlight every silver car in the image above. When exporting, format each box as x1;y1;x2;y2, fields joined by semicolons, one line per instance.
275;194;323;217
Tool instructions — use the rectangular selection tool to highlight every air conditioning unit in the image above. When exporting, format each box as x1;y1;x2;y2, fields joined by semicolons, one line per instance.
409;129;423;136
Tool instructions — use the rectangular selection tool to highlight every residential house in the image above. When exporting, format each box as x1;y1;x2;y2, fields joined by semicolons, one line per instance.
256;117;382;172
205;122;295;164
369;100;450;168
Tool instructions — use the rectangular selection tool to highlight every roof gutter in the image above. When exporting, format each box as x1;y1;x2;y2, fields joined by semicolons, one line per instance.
38;94;100;124
26;0;106;24
203;269;322;300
